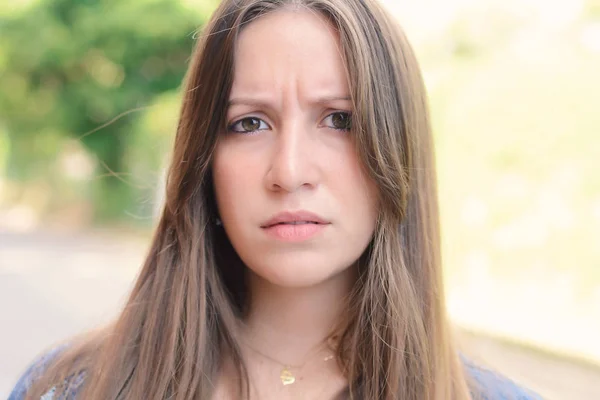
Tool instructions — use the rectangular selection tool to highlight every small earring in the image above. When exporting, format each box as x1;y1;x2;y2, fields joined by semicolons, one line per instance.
216;217;222;226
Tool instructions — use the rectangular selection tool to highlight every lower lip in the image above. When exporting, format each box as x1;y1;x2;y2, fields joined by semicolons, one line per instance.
262;223;328;242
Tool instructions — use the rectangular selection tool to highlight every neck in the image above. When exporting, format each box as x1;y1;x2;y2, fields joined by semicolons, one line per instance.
241;266;357;362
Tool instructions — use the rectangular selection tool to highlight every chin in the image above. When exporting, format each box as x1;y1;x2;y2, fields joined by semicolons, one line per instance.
249;257;352;289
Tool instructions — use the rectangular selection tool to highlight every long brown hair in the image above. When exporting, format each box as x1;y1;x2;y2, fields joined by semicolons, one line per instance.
27;0;478;398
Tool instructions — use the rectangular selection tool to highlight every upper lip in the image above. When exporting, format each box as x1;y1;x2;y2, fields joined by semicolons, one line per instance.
261;210;330;228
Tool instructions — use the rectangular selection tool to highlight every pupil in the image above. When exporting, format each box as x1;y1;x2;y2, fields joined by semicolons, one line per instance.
242;118;260;131
332;113;350;130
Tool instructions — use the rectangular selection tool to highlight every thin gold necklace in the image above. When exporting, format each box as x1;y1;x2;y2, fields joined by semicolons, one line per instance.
243;339;336;386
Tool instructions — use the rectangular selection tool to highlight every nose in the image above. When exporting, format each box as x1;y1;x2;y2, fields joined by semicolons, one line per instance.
265;121;319;193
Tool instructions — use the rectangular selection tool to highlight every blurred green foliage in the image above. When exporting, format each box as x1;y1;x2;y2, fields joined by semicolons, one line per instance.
0;0;215;221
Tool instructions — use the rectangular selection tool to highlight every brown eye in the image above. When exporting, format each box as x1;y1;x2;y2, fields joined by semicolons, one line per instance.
229;117;268;133
325;112;352;131
241;118;260;131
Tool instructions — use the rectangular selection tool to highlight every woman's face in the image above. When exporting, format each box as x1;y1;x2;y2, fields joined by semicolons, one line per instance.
212;9;378;288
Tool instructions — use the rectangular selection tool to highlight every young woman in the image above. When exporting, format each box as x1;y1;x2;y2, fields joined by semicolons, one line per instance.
10;0;542;399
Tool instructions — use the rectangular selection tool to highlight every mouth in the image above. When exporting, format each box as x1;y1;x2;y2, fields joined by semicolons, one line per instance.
266;221;322;227
261;216;329;242
261;210;330;229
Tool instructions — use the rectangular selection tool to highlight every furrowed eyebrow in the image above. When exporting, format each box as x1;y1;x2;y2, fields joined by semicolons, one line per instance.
312;95;352;104
227;98;272;109
227;95;352;108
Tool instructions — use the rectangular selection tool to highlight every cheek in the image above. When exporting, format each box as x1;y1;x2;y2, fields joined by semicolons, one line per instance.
212;149;237;214
351;180;378;236
338;151;379;219
212;146;258;218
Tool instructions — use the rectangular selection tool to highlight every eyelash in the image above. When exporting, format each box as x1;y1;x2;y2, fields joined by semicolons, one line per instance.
227;111;353;134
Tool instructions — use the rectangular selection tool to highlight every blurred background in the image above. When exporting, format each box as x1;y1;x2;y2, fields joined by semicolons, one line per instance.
1;0;599;398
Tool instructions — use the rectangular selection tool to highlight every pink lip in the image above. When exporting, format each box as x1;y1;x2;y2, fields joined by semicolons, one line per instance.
261;210;330;242
261;210;329;228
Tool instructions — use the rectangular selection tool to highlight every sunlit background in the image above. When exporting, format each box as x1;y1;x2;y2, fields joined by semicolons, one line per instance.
1;0;599;398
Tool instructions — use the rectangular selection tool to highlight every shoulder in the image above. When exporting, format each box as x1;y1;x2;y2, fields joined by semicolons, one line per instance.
463;358;544;400
8;344;84;400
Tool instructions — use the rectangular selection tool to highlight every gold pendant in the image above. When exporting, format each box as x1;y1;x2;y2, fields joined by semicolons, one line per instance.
280;366;295;385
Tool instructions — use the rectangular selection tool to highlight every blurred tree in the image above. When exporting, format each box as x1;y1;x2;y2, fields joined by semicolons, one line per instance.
0;0;213;220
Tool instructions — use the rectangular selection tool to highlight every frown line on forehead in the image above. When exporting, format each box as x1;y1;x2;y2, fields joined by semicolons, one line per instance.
228;95;352;109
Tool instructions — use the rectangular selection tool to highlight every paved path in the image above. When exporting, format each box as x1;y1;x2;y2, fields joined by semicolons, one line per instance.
1;230;599;399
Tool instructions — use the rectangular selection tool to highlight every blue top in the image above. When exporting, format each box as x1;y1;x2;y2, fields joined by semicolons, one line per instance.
8;347;543;399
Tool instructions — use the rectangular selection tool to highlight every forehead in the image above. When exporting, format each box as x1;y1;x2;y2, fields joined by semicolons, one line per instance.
231;9;349;96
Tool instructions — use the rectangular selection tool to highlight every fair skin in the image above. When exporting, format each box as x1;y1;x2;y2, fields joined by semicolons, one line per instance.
212;8;378;399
